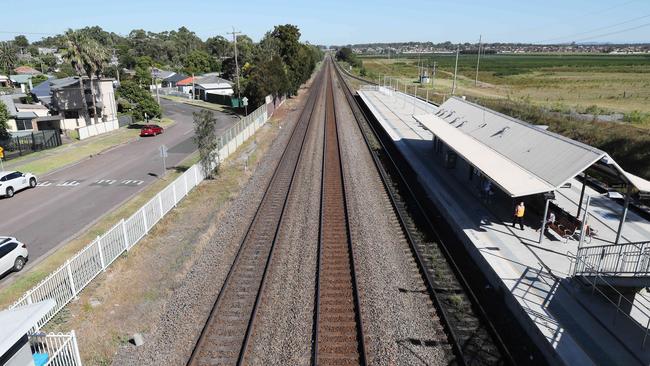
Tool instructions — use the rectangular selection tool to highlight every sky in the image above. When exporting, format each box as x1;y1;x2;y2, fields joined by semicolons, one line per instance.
1;0;649;45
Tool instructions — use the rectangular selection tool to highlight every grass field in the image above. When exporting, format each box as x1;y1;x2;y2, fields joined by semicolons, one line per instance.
353;54;650;123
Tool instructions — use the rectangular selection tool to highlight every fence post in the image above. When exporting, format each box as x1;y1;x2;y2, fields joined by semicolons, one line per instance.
184;172;189;196
158;193;164;216
194;164;199;184
71;330;83;366
142;207;149;234
121;219;130;252
172;183;177;206
97;236;106;270
66;260;78;298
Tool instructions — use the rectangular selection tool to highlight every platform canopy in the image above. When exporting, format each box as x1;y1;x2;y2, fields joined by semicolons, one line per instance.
414;97;650;197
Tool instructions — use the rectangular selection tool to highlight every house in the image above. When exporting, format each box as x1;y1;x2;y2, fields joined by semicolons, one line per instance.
0;75;9;88
0;94;50;131
13;66;41;76
25;76;118;133
176;76;196;95
193;73;234;101
48;77;118;131
162;73;188;88
150;68;175;90
9;75;32;93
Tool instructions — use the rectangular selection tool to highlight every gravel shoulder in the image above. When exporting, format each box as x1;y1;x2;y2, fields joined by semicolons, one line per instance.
332;71;452;365
110;81;315;366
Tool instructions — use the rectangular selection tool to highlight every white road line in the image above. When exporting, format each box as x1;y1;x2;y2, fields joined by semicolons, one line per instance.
37;181;52;187
56;180;81;187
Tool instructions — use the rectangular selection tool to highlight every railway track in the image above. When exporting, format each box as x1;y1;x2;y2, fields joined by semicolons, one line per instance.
186;66;324;366
332;59;515;365
313;64;368;365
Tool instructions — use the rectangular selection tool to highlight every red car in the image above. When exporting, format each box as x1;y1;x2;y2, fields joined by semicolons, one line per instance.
140;124;164;137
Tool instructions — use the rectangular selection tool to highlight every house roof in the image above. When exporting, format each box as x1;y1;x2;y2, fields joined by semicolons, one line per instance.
0;300;56;355
163;73;188;83
415;97;650;196
152;69;175;79
9;74;32;84
0;94;26;117
195;73;233;87
15;103;47;110
14;65;41;75
0;75;8;81
176;76;197;86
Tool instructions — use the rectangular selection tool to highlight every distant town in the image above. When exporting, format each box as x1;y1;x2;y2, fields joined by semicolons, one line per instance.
334;41;650;55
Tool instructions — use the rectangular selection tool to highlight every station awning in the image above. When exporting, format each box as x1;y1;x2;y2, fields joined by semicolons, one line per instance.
414;113;557;197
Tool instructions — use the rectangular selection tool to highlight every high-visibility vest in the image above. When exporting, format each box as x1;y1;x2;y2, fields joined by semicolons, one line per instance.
516;205;525;217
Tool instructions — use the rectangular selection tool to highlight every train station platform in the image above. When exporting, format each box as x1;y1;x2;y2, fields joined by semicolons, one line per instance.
357;86;650;365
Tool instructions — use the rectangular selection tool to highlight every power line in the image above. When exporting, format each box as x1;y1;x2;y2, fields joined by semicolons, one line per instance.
539;13;650;43
572;21;650;42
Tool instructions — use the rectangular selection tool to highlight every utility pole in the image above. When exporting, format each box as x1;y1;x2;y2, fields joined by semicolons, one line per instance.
452;44;460;95
432;61;437;92
475;35;482;87
113;49;120;84
191;73;195;100
228;27;243;108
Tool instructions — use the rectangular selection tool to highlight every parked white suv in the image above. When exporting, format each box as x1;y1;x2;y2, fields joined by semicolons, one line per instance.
0;171;37;198
0;237;28;275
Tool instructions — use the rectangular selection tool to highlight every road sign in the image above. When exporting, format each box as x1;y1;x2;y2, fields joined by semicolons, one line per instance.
0;146;4;159
159;145;168;158
241;97;248;106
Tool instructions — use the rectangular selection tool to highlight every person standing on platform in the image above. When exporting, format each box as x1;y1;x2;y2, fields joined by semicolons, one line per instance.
513;202;525;230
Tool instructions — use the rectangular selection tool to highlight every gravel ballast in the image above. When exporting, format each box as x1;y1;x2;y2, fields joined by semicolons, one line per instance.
112;81;314;366
332;73;451;365
241;72;327;366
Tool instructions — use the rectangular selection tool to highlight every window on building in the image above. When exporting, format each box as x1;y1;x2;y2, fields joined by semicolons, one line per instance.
15;119;32;130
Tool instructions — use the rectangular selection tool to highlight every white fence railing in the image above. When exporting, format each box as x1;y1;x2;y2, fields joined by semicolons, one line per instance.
30;331;82;366
77;119;119;140
8;97;279;332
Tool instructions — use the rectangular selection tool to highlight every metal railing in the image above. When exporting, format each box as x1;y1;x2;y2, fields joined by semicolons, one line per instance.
29;331;82;366
569;253;650;347
574;241;650;277
8;98;275;332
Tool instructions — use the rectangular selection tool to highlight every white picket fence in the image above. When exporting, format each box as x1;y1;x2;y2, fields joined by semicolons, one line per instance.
9;98;277;332
29;331;82;366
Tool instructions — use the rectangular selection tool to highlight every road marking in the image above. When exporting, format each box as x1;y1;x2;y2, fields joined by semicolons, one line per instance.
183;129;192;135
56;180;81;187
119;179;144;186
37;181;53;187
92;179;117;186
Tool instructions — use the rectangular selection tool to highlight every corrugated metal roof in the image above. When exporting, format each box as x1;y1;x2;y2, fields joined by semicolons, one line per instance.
437;97;606;188
414;113;555;197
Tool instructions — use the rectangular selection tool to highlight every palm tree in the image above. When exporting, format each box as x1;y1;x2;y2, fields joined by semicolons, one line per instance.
62;30;108;125
62;30;91;125
0;42;17;77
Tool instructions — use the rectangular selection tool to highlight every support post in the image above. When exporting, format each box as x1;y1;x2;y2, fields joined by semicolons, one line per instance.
577;173;588;217
579;195;592;252
615;185;632;245
539;198;550;244
71;330;83;366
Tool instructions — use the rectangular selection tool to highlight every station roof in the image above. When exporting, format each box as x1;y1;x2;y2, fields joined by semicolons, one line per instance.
414;97;650;197
0;299;55;355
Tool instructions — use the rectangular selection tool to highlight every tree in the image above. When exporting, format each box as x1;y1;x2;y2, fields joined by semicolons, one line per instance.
244;55;289;108
116;80;161;121
183;50;217;75
193;109;219;178
63;29;109;125
0;101;10;139
13;35;29;49
206;36;231;58
0;42;17;76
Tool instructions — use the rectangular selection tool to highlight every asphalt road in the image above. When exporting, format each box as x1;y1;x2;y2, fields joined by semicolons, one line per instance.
0;99;239;277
